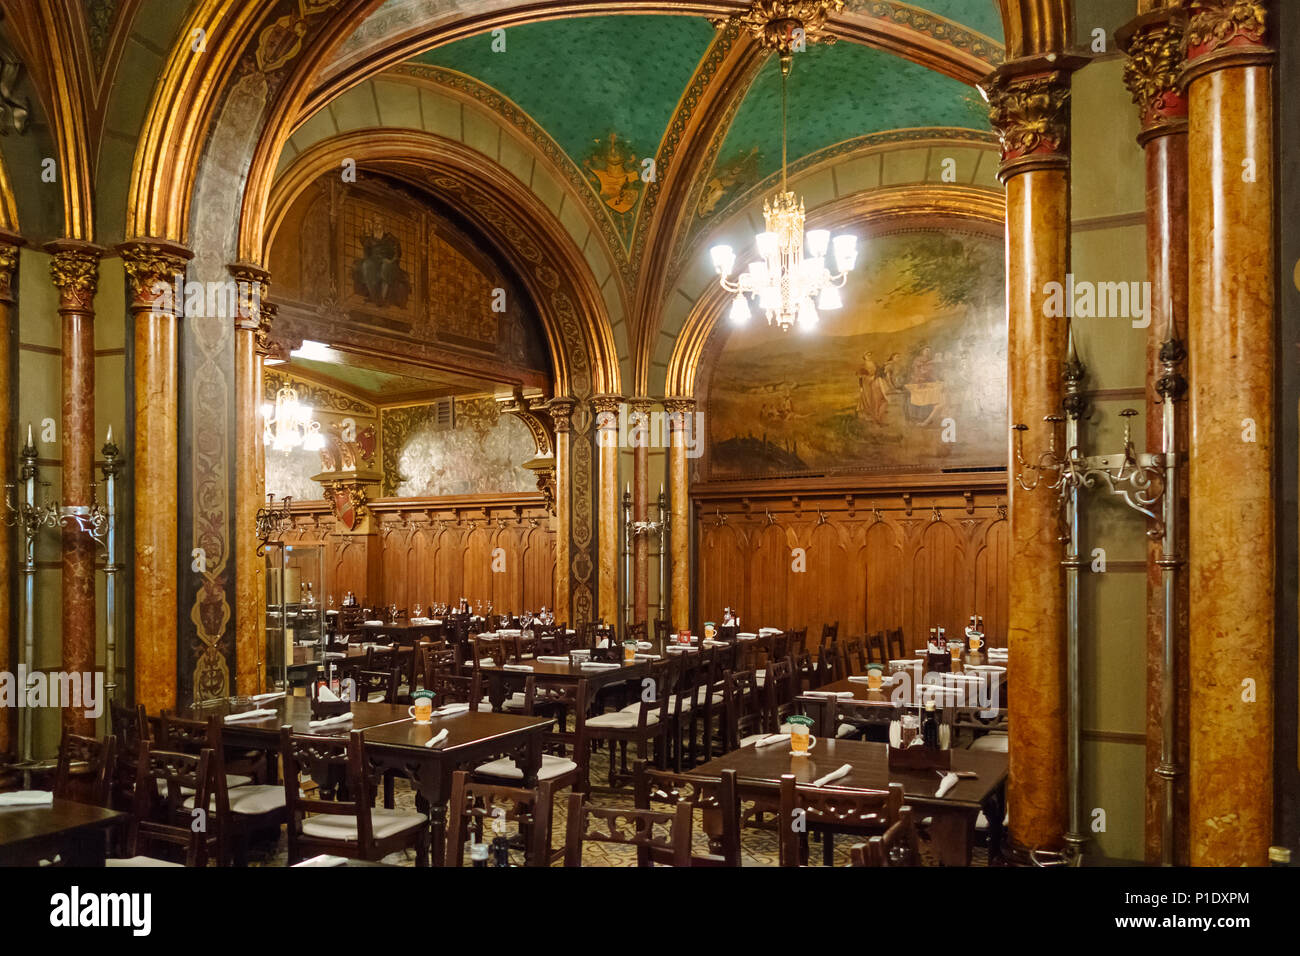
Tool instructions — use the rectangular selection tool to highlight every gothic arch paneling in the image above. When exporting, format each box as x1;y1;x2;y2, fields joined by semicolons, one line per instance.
864;520;903;639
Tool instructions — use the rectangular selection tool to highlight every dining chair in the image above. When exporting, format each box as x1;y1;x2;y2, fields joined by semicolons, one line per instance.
53;731;116;808
848;806;923;866
562;792;693;867
445;770;554;867
723;668;765;751
885;627;906;661
109;701;150;811
777;774;903;867
762;656;800;733
820;621;839;649
633;762;741;867
575;659;672;792
108;746;217;867
839;637;867;676
160;713;287;865
866;631;888;665
279;728;430;866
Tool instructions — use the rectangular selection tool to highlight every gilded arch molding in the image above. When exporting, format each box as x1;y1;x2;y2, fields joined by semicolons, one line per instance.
665;182;1005;397
263;128;621;398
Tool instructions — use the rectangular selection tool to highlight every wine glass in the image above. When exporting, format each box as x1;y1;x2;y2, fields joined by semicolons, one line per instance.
413;602;422;619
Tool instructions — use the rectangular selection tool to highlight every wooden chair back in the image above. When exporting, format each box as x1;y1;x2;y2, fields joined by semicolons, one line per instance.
866;631;888;665
563;792;693;867
53;731;116;807
885;627;906;661
445;770;553;867
849;806;923;866
777;775;903;867
126;745;215;866
724;668;763;751
280;729;374;863
634;763;740;866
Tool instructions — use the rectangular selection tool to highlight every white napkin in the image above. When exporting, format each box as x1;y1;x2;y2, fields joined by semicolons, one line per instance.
634;653;662;661
502;663;534;672
935;772;959;798
425;728;450;749
759;627;782;636
308;712;353;729
317;685;339;703
596;638;609;648
363;620;384;626
324;652;346;659
250;691;284;703
0;790;54;807
410;617;432;624
737;633;757;641
636;641;652;649
431;702;469;717
580;661;622;670
804;690;855;699
812;764;853;788
535;656;570;664
224;708;277;723
753;733;789;748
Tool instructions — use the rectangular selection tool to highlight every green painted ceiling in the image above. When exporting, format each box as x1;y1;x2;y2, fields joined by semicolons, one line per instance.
715;42;987;185
414;15;716;219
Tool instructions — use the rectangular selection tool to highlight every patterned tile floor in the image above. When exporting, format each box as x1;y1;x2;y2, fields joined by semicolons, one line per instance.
246;747;988;867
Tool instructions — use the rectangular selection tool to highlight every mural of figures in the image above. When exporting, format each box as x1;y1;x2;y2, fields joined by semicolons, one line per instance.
383;398;537;497
705;227;1005;477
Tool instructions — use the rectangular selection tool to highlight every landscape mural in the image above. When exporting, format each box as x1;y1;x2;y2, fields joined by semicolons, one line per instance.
705;227;1006;478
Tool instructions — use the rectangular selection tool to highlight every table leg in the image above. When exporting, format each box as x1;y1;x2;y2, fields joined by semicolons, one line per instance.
488;672;507;712
927;807;976;865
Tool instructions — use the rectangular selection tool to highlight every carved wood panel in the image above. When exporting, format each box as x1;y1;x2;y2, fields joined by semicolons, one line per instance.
693;482;1007;652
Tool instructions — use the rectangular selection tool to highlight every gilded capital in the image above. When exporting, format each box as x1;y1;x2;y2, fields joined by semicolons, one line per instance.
548;396;577;434
983;68;1074;179
228;261;270;332
662;397;696;432
592;394;624;428
0;233;21;303
118;239;193;310
47;240;103;310
1184;0;1268;59
1119;15;1189;137
256;300;277;355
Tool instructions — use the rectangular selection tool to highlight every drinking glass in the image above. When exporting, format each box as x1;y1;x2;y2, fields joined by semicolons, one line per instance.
790;724;817;756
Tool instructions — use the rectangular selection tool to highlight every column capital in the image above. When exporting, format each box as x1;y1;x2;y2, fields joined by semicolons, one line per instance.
1118;11;1190;142
662;396;696;419
228;261;270;333
256;300;277;356
1181;0;1273;85
627;396;656;417
118;239;193;310
980;56;1087;182
46;239;105;310
547;396;577;434
592;393;624;426
0;230;23;304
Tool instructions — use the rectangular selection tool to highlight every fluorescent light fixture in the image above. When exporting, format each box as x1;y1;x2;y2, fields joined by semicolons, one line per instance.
290;340;333;362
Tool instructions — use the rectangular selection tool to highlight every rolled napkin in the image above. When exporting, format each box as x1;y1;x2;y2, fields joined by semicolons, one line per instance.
0;790;54;807
703;639;728;647
848;675;898;687
736;633;757;641
324;651;347;659
502;663;534;672
753;733;789;749
759;627;782;636
363;620;384;626
935;772;959;799
410;617;432;624
424;728;450;749
250;691;285;703
636;641;652;649
580;661;622;670
431;702;470;717
308;712;354;729
812;764;853;788
535;656;570;664
803;690;855;700
224;708;278;723
634;653;662;661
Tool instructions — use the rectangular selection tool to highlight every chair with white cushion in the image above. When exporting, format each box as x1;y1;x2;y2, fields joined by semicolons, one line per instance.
575;658;673;793
280;728;429;866
108;745;217;867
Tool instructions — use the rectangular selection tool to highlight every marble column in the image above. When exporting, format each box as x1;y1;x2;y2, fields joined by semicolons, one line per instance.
1181;0;1275;867
1119;6;1192;866
664;397;694;633
48;241;103;736
628;397;653;631
230;263;269;696
0;233;19;759
120;240;192;714
549;398;575;625
984;61;1078;856
253;302;274;685
593;395;623;624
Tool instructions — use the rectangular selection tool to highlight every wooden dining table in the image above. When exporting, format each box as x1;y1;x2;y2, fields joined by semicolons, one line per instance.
175;695;553;866
476;657;652;712
0;799;125;866
688;738;1007;865
356;620;446;644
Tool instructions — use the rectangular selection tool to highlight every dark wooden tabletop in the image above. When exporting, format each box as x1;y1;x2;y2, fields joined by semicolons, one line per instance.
179;696;414;736
360;711;554;753
0;799;124;853
689;739;1008;810
476;658;650;680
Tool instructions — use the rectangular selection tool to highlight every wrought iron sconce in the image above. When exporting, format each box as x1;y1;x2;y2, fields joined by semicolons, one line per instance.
254;493;294;555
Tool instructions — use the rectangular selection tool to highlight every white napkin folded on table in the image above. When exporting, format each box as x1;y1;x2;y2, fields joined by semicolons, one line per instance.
535;656;570;664
634;653;662;661
363;620;384;626
224;708;278;723
935;772;959;799
308;712;354;729
753;733;789;749
250;691;284;703
317;685;339;702
410;617;432;624
425;728;450;749
324;652;346;659
737;633;757;641
812;764;853;788
0;790;54;807
503;663;534;672
431;702;469;717
759;627;782;636
580;661;622;670
803;690;855;700
636;641;652;649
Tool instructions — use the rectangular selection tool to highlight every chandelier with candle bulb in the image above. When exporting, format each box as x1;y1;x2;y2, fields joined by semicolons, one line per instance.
710;2;856;332
262;381;324;453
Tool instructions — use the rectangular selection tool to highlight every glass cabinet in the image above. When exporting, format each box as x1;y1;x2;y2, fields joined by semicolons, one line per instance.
264;543;325;690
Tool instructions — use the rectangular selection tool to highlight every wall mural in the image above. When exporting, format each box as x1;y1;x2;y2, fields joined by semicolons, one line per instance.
703;227;1005;478
381;397;537;498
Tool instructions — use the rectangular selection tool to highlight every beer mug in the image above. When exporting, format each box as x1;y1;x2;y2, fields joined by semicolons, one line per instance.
623;641;637;664
704;622;716;640
409;691;435;724
968;634;983;651
790;723;817;756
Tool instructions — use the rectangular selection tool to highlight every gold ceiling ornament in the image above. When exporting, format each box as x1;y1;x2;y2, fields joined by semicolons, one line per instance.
719;1;845;66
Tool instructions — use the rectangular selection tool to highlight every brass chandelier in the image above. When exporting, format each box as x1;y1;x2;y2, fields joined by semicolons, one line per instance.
710;0;856;331
262;381;324;453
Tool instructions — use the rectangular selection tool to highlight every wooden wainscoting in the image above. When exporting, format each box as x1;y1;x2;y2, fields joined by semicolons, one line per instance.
691;476;1008;651
280;494;555;614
